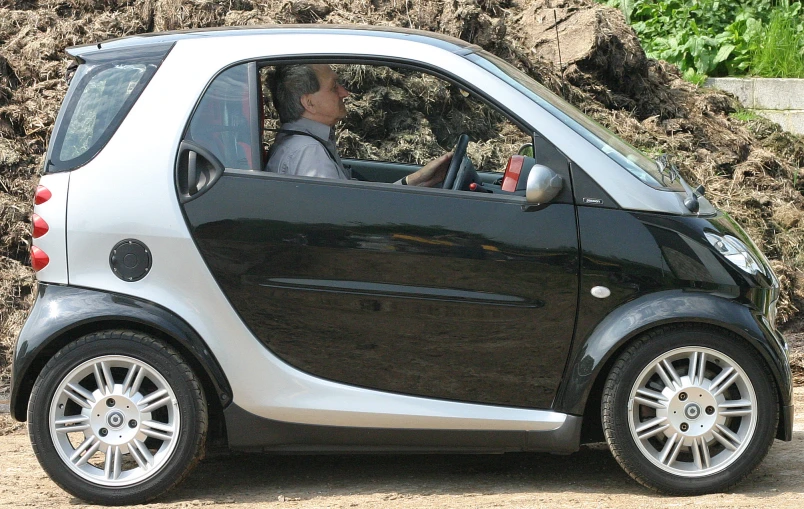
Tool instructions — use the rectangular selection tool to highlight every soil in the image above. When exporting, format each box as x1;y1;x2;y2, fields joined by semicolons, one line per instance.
0;387;802;507
1;1;804;382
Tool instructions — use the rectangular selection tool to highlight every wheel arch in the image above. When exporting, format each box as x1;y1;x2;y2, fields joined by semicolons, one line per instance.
11;284;232;439
556;291;792;443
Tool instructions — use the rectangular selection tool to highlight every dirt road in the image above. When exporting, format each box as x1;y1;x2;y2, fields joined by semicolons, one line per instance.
1;389;801;508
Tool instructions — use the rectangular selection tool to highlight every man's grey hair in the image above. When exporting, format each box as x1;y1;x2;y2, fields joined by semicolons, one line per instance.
269;65;321;124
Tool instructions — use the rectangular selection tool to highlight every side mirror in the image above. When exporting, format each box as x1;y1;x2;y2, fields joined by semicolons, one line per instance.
526;164;563;204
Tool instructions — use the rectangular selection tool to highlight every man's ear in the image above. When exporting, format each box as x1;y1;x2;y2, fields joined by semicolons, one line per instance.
301;93;315;113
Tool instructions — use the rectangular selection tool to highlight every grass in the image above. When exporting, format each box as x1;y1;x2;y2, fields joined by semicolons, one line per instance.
730;109;761;122
683;69;709;86
750;3;804;78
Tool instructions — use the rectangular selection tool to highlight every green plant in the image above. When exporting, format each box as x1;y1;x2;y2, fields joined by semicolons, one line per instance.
683;69;710;85
602;0;804;79
731;109;760;121
751;1;804;77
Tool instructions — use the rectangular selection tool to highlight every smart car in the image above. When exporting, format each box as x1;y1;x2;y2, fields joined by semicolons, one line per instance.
9;25;793;505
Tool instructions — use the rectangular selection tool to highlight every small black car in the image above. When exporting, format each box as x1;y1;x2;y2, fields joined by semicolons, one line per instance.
10;25;793;505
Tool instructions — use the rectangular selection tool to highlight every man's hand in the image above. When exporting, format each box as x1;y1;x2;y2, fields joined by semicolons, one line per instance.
406;152;454;187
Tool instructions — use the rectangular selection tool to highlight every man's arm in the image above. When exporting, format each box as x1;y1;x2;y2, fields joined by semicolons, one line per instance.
404;152;453;187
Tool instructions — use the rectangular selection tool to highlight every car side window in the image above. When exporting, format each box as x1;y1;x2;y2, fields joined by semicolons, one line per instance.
186;64;254;170
260;63;536;175
335;64;532;174
260;61;570;200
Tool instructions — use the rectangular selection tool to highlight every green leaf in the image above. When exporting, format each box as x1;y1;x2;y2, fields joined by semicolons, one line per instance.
603;0;804;77
714;44;736;64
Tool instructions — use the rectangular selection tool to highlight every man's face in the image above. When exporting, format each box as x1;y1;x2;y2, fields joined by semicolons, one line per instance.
301;64;350;127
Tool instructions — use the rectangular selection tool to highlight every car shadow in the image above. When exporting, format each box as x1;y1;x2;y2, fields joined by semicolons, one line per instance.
160;432;804;504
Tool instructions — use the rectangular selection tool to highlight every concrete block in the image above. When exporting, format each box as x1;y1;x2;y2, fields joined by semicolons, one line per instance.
755;110;804;136
788;111;804;136
756;109;789;128
752;78;804;110
705;78;754;107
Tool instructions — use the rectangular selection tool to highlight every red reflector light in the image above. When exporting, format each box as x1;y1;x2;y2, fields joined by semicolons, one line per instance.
31;245;50;271
34;185;52;205
32;213;49;238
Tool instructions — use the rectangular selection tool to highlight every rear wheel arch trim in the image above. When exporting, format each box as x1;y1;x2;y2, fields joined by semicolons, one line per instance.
11;284;232;421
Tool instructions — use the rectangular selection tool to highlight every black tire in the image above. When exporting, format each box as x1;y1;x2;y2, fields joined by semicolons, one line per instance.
28;330;208;505
601;325;778;495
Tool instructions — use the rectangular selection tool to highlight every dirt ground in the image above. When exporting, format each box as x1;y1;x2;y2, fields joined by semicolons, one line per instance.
0;388;800;508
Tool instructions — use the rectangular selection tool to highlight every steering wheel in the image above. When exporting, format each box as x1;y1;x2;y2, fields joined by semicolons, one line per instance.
441;134;469;190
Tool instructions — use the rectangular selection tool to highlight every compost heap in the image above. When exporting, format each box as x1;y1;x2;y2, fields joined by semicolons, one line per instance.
1;0;803;388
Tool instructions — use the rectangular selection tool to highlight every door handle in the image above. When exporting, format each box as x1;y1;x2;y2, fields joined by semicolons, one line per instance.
176;140;225;203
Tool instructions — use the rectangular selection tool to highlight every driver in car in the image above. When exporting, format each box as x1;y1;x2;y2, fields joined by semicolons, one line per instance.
266;63;453;187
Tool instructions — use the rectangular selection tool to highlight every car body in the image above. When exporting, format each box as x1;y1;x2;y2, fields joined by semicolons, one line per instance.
10;25;793;504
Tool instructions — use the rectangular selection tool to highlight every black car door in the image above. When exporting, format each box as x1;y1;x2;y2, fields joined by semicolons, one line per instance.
178;61;580;410
183;171;578;409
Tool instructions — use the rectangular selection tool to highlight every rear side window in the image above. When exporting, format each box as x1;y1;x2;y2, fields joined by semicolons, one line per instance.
185;63;256;170
46;43;173;173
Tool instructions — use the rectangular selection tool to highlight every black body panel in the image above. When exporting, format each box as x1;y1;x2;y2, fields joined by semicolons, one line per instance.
342;158;418;183
224;403;582;454
183;171;579;409
553;207;792;439
9;283;232;421
569;162;618;209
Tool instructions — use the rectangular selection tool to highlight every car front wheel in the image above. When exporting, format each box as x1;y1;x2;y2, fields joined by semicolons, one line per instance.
28;330;208;505
602;326;778;495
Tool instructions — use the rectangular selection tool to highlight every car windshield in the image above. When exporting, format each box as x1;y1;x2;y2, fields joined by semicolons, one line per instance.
465;50;684;192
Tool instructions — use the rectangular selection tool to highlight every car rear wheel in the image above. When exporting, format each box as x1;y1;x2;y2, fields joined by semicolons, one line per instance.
28;330;207;505
602;325;778;495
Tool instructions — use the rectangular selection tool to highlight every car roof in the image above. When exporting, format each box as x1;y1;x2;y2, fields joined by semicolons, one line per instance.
67;24;480;58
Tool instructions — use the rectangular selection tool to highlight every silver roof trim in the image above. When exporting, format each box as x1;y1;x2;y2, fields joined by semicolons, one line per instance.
66;24;480;58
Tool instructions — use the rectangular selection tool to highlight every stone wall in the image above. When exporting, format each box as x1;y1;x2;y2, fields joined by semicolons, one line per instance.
706;78;804;135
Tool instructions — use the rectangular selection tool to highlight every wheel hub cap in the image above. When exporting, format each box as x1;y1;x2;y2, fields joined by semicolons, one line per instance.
48;355;180;486
89;396;142;446
106;410;126;429
684;403;701;420
628;347;757;477
664;388;719;438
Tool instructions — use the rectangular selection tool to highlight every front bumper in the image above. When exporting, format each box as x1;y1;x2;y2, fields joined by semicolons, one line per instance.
779;403;794;441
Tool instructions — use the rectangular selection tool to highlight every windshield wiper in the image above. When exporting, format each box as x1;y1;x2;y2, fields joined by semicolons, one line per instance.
656;154;705;213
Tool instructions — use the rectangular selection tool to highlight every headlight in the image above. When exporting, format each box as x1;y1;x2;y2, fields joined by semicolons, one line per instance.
704;232;764;275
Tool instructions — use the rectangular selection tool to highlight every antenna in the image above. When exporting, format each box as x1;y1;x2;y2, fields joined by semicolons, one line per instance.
553;9;563;73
